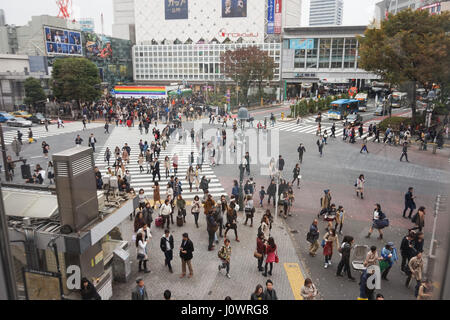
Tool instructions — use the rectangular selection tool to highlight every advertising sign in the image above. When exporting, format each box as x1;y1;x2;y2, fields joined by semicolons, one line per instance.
85;33;113;59
222;0;247;18
267;0;275;34
165;0;189;20
274;0;282;34
114;86;167;99
290;39;314;50
44;26;82;56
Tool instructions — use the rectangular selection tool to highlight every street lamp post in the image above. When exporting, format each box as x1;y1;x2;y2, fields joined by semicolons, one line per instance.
237;107;249;212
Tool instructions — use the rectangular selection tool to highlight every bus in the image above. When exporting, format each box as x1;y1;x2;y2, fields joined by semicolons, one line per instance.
327;99;360;120
354;93;368;111
391;92;408;108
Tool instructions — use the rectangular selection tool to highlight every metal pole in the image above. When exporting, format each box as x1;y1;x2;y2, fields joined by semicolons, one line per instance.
274;171;279;221
0;184;18;299
0;124;11;182
50;240;65;300
238;122;245;212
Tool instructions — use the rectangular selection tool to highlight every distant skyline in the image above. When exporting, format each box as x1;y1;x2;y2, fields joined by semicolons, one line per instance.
1;0;379;36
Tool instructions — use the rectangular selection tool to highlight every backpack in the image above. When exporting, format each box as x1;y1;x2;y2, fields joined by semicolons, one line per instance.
218;246;226;260
411;212;418;224
257;224;263;235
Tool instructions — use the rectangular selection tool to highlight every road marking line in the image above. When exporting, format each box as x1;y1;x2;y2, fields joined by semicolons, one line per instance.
284;262;305;300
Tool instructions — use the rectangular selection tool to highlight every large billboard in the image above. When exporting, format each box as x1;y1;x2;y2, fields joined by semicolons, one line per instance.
290;39;315;50
114;86;167;99
85;33;113;59
267;0;275;34
274;0;282;34
44;26;82;56
222;0;247;18
165;0;189;20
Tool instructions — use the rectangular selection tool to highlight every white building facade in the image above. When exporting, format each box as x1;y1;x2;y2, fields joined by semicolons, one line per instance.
133;42;281;83
112;0;136;43
309;0;343;26
132;0;299;84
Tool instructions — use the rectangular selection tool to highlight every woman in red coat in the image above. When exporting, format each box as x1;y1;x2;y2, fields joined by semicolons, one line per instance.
263;237;277;277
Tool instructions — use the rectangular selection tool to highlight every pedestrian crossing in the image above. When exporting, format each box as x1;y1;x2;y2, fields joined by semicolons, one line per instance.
2;122;104;145
270;120;371;140
95;126;226;203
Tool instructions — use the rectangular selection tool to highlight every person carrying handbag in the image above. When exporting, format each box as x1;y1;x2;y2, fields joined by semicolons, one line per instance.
262;237;277;277
136;232;150;273
255;232;266;272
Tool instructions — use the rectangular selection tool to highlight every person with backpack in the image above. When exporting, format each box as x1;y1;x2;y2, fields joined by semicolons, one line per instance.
366;203;387;240
316;138;324;157
297;143;306;163
292;163;301;188
307;219;320;257
400;231;416;273
218;238;232;279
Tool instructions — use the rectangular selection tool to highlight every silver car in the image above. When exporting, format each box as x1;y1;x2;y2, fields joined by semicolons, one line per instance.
6;117;32;127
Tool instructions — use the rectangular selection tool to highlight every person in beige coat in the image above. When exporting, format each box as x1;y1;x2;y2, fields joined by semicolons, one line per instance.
364;246;381;267
406;252;424;297
300;278;318;300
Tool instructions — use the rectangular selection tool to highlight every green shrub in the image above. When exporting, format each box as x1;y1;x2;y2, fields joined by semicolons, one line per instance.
378;117;412;132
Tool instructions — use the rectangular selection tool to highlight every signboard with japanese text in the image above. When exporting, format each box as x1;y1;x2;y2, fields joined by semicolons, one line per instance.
165;0;189;20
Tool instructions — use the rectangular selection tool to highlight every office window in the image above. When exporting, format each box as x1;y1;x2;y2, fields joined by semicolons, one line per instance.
331;38;344;68
306;39;319;68
344;38;357;68
294;49;306;69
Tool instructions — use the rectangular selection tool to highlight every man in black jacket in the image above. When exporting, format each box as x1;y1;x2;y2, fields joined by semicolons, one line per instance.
277;155;285;172
152;158;161;182
179;233;194;278
88;134;97;152
263;280;278;300
402;187;416;219
267;180;276;207
400;232;415;273
160;229;174;273
297;144;306;163
207;211;218;251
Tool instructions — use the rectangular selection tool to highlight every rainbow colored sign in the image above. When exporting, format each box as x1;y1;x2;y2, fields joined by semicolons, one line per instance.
113;86;167;99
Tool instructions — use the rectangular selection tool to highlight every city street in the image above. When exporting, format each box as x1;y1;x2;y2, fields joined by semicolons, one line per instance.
5;111;448;300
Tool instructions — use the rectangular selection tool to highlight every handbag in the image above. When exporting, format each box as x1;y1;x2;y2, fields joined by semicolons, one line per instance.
275;250;279;264
254;251;262;259
379;259;389;273
321;239;326;248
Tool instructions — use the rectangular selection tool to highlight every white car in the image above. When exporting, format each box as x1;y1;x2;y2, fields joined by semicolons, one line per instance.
6;117;32;127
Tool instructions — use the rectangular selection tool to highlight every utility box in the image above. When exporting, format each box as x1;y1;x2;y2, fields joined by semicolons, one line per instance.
52;147;99;232
112;248;131;283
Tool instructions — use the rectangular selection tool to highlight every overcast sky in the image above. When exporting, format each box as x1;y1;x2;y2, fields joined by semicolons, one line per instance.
1;0;379;36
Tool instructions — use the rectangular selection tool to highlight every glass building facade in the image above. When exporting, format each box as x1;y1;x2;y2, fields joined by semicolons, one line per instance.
133;43;281;82
283;36;359;70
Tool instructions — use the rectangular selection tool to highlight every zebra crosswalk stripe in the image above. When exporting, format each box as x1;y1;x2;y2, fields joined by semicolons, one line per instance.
2;122;104;145
95;126;227;200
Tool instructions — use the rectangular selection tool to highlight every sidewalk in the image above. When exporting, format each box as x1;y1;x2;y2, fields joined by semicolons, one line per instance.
111;206;309;300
